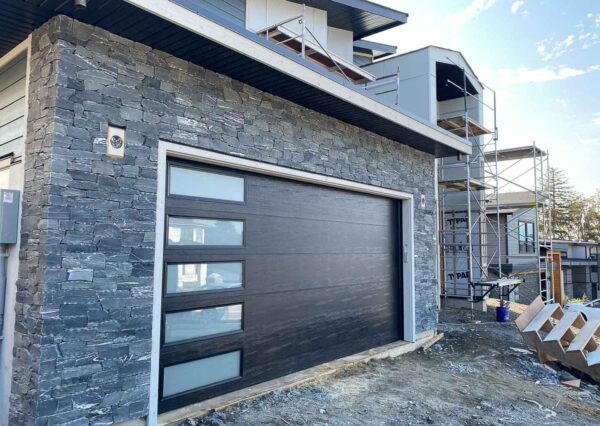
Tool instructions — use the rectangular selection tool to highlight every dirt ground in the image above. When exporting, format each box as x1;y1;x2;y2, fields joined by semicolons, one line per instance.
184;303;600;426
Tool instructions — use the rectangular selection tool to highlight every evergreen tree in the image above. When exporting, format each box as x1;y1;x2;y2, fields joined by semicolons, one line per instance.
548;167;578;239
548;169;600;241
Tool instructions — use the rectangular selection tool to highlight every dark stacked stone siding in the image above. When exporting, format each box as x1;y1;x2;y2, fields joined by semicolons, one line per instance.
10;15;438;425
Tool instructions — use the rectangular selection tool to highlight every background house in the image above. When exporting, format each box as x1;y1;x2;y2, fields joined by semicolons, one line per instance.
551;240;600;301
486;190;551;304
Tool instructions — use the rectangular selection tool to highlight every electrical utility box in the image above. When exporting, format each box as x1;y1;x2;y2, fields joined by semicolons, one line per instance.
0;190;20;244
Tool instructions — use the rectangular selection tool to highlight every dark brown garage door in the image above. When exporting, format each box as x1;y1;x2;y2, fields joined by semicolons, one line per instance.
159;158;403;412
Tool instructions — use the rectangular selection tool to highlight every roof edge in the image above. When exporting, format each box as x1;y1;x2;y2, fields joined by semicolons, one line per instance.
333;0;408;23
353;39;397;55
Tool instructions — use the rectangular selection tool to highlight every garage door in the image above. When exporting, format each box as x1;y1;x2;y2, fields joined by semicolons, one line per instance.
159;158;403;412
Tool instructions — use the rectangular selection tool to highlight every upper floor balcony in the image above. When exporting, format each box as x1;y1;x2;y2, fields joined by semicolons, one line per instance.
0;0;472;157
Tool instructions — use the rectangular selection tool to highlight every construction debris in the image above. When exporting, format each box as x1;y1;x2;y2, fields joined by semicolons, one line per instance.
422;333;445;351
510;347;533;354
562;379;582;389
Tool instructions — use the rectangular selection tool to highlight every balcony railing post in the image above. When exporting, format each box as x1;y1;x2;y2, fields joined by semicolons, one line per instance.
395;67;400;105
301;4;306;58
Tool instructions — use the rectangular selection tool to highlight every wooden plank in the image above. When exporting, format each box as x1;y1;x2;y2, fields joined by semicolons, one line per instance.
515;296;545;331
543;311;585;342
587;348;600;366
566;319;600;352
422;333;444;351
522;303;561;333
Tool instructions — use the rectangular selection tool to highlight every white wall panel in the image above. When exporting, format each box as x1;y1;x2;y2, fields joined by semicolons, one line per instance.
246;0;328;45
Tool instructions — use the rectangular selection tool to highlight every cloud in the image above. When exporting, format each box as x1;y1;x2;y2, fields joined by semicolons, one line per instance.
536;34;575;61
579;31;600;50
496;65;599;85
511;1;525;14
539;14;600;58
555;98;568;109
593;112;600;125
447;0;498;28
369;0;500;54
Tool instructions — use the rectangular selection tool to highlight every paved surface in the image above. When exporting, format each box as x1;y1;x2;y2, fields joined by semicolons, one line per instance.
184;304;600;425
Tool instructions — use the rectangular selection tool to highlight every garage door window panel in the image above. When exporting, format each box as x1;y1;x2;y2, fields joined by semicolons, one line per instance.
168;217;244;247
162;350;242;398
166;261;244;294
169;165;246;203
164;304;243;344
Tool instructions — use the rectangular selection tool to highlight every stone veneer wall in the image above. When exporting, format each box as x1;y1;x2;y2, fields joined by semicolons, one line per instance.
10;15;438;425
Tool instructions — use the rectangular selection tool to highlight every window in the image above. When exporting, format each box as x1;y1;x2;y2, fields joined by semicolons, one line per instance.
518;221;535;254
166;262;243;294
162;351;241;397
169;166;245;202
164;304;242;343
168;217;244;246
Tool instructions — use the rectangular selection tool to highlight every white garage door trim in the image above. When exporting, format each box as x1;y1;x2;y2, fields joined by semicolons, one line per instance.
148;140;416;424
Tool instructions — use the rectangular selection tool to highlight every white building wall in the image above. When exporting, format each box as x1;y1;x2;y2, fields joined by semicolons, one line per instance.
327;27;353;62
246;0;328;45
362;48;434;121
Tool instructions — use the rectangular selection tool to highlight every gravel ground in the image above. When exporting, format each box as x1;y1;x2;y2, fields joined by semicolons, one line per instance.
182;305;600;426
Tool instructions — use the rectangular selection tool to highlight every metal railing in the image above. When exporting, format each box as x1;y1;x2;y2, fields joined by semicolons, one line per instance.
363;68;400;105
256;5;351;82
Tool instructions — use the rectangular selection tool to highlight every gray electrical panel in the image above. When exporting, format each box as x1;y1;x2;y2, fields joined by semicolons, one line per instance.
0;190;20;244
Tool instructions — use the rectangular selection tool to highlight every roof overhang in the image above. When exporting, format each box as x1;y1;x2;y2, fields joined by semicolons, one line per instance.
286;0;408;39
353;39;397;59
0;0;470;157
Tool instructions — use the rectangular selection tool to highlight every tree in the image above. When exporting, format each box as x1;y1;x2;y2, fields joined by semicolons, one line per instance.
548;167;579;240
547;169;600;241
581;191;600;241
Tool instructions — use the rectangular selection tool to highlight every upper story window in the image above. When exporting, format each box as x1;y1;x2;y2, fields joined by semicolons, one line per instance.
518;221;535;254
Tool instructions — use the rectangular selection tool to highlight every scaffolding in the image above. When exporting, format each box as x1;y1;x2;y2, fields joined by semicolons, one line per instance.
437;60;552;308
484;144;554;302
437;72;504;307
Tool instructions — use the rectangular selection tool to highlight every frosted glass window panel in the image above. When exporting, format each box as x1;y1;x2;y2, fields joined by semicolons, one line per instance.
170;166;245;202
162;351;241;397
164;304;242;343
168;217;243;246
166;262;243;294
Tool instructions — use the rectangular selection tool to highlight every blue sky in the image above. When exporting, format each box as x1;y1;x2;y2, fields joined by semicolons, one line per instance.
368;0;600;195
